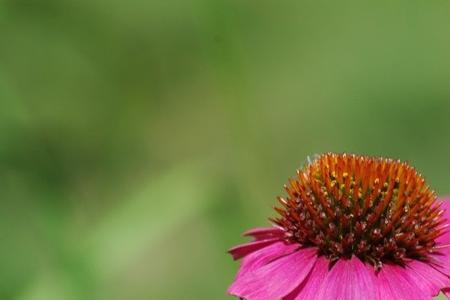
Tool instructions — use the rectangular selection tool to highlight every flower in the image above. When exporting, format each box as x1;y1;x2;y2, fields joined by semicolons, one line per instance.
227;153;450;300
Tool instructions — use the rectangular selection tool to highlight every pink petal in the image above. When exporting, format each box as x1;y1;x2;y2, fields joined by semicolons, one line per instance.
437;197;450;244
228;247;317;300
438;197;450;218
376;263;429;300
429;248;450;276
234;241;300;280
443;287;450;298
284;256;329;300
314;256;377;300
347;256;378;300
243;226;285;240
404;259;450;297
228;238;281;260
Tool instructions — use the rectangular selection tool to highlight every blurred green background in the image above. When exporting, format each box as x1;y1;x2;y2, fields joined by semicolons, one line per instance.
2;0;450;299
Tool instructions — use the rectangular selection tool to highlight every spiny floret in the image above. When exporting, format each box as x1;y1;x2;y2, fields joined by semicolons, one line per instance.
273;153;446;268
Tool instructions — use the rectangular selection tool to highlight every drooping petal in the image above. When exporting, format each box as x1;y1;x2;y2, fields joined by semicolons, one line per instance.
228;247;317;300
314;256;377;300
228;238;281;260
234;241;300;280
404;259;450;297
376;263;429;300
243;226;285;240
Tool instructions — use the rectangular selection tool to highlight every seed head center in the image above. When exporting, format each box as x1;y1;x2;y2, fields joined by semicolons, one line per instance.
273;153;445;267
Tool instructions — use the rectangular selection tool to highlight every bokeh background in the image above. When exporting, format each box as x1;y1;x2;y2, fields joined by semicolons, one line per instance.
2;1;450;299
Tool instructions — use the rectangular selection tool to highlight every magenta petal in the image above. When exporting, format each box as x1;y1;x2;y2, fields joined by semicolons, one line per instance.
405;259;450;297
228;247;317;300
234;241;300;280
443;288;450;298
243;226;285;240
376;264;429;300
228;238;280;260
315;256;377;300
438;197;450;218
346;256;377;300
429;251;450;277
437;197;450;244
284;256;329;300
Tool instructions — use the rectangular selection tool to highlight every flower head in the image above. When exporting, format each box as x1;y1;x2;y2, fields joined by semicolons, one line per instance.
228;153;450;300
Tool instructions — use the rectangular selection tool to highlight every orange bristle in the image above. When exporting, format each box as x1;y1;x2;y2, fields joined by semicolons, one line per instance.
273;153;446;268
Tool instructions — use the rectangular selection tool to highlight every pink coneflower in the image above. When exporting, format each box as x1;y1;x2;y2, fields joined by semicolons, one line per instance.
228;153;450;300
